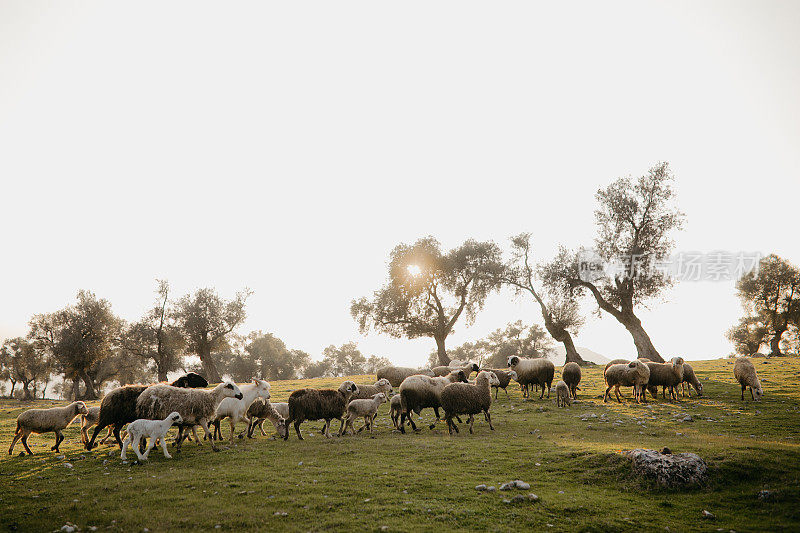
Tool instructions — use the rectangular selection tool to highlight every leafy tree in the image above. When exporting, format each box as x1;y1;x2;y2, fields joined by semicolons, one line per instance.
121;280;186;381
540;163;685;362
29;290;122;399
320;342;367;377
243;331;310;380
427;341;486;368
0;337;52;400
734;254;800;356
303;359;332;379
352;237;503;366
482;321;552;368
364;354;392;374
497;233;588;365
173;287;252;382
726;316;767;356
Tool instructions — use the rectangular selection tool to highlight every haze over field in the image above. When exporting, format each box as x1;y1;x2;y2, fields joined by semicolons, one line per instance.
1;1;799;367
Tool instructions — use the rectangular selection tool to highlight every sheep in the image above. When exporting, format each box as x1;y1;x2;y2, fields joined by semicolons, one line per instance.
340;393;388;435
245;399;287;438
398;369;468;433
603;358;630;376
389;394;402;429
211;379;271;442
680;362;703;397
440;370;500;435
9;401;88;455
507;356;555;399
284;381;359;440
481;368;518;399
734;357;763;401
447;359;476;368
603;360;650;403
432;363;479;378
645;358;685;401
561;362;582;399
351;378;393;400
84;385;148;450
555;380;571;407
120;412;183;461
135;381;243;451
170;372;208;389
376;366;434;388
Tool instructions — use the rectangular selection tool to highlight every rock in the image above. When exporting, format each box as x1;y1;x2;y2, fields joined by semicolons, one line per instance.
682;415;694;422
702;510;715;519
487;486;496;492
60;525;76;533
757;489;777;501
661;447;672;455
623;449;707;488
380;527;389;532
63;463;73;469
510;495;526;503
528;493;539;501
55;455;65;460
475;485;487;491
499;480;530;490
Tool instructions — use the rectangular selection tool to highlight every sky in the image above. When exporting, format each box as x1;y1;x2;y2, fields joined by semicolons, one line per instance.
1;1;798;368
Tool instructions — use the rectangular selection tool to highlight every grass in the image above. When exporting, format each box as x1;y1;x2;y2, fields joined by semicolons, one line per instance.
1;358;799;532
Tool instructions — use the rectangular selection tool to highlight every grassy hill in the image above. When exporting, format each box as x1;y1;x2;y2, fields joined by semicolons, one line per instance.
1;358;799;532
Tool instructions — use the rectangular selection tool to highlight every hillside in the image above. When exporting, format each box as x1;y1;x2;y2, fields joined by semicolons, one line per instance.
547;345;611;365
1;358;799;532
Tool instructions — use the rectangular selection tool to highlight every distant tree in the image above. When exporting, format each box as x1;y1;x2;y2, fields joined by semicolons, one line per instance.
29;291;122;399
482;321;553;369
245;331;310;380
121;280;186;381
0;337;52;400
734;254;800;356
497;233;588;365
726;316;767;356
364;354;392;374
173;287;252;382
352;237;503;366
427;340;486;368
540;163;685;363
320;342;367;377
303;359;332;379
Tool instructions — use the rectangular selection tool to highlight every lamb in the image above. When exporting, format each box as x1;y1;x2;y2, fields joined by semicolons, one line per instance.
389;394;403;429
170;372;209;388
120;412;183;461
645;358;685;401
680;362;703;397
603;360;650;403
481;368;518;399
734;357;763;401
440;370;500;435
9;401;88;455
340;393;388;435
555;380;572;407
135;381;243;451
284;381;359;440
377;366;435;388
398;369;469;433
245;399;287;438
211;379;271;442
561;362;582;399
507;356;555;399
432;363;479;378
80;406;114;446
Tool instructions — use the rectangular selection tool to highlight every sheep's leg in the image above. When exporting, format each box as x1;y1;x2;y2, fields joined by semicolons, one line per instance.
121;434;131;460
52;430;64;452
198;420;217;451
191;426;203;444
229;418;237;443
614;385;622;403
112;424;124;449
132;435;147;461
485;410;494;430
468;414;475;434
293;419;303;440
259;420;268;437
81;425;88;445
141;436;156;460
603;386;611;403
99;426;114;445
19;432;33;455
433;407;441;420
741;384;745;400
750;387;755;400
160;436;172;459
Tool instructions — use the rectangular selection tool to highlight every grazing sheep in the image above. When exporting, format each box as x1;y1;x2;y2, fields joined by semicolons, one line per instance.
680;362;703;397
170;372;209;389
211;380;271;442
398;370;469;433
389;394;402;429
561;362;582;399
9;401;88;455
432;363;479;378
645;358;685;401
507;356;555;399
121;412;183;461
482;368;518;399
284;381;359;440
555;380;571;407
603;360;651;403
245;399;287;438
136;382;243;451
440;370;500;435
340;393;388;435
734;357;763;401
377;366;435;388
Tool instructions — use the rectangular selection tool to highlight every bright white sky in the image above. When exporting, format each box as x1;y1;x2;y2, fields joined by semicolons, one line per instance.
1;1;798;367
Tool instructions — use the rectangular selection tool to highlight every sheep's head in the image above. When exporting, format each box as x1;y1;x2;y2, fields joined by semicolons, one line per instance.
470;363;480;373
339;381;358;397
222;381;244;400
507;356;520;368
168;411;183;425
375;378;393;394
276;418;288;438
754;383;764;401
694;382;704;396
671;357;685;367
508;370;518;381
448;370;469;383
479;371;500;387
373;393;388;404
75;401;88;415
254;379;271;400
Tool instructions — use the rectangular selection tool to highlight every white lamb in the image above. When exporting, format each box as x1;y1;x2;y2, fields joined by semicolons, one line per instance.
339;393;388;435
212;379;271;442
121;412;183;461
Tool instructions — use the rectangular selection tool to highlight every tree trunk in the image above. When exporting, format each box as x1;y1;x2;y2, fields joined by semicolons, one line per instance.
199;347;222;383
434;334;450;366
72;379;80;401
79;371;98;400
8;380;16;399
156;361;168;383
621;314;665;363
561;334;589;366
769;329;784;356
21;381;33;401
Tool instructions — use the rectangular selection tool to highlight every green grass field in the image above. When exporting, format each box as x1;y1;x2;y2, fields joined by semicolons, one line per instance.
1;358;799;532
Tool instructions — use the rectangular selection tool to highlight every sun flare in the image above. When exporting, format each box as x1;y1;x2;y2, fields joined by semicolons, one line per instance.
407;264;422;277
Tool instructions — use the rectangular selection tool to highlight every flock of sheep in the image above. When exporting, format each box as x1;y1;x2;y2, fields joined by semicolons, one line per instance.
6;355;765;460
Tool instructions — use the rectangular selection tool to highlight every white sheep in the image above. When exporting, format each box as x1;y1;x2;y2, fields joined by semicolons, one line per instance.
555;380;571;407
507;356;555;399
121;412;183;461
340;393;388;435
734;357;763;401
211;379;271;442
9;401;88;455
604;360;651;404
